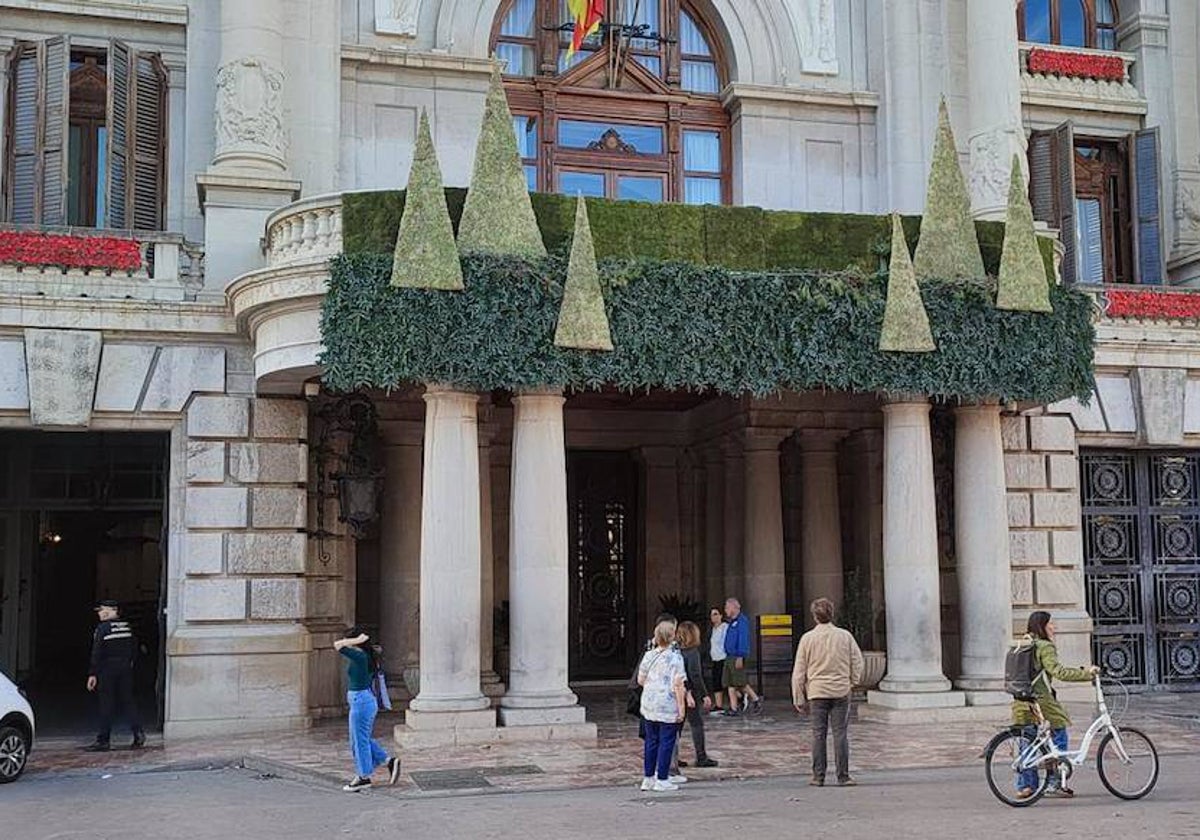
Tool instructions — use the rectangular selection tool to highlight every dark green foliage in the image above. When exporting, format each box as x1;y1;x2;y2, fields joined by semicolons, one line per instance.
322;252;1095;403
341;190;1056;278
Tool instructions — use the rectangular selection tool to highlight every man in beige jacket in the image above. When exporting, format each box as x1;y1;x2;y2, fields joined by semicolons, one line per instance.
792;598;865;787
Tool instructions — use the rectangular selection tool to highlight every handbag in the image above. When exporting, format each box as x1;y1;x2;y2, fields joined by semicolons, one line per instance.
373;669;393;711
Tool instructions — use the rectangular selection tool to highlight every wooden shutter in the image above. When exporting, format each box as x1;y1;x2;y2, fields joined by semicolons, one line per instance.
1131;127;1164;285
1028;130;1055;224
4;38;69;225
105;39;131;229
1027;122;1077;283
131;52;166;231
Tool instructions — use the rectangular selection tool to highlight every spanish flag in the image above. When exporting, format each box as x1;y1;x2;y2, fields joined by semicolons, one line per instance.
566;0;605;58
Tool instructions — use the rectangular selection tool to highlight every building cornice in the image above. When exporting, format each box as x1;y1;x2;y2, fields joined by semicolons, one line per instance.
0;0;187;25
341;44;495;76
721;83;879;112
0;294;236;337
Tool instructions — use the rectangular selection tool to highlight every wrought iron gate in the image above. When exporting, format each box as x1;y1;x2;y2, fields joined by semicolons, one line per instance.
567;451;639;680
1082;451;1200;688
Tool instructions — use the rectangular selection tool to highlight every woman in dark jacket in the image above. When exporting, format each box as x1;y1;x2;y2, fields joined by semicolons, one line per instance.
675;621;718;768
333;626;401;792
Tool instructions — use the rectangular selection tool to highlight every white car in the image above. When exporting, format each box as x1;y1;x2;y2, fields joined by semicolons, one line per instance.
0;671;34;783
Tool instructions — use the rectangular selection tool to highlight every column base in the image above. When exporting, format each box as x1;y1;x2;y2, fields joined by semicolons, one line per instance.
955;675;1009;706
963;690;1012;707
481;671;506;704
878;675;953;693
394;707;499;748
499;704;588;726
859;688;1012;724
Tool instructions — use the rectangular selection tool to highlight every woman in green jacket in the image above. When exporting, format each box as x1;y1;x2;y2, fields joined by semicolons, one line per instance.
1012;611;1100;799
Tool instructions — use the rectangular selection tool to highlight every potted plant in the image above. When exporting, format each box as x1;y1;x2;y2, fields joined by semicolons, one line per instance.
842;568;887;690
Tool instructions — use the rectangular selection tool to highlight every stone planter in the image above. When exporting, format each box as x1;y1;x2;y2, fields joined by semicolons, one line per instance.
858;650;887;689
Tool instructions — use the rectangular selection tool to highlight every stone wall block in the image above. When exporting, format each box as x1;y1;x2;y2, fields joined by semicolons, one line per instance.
250;579;305;619
1031;491;1079;528
227;533;308;574
1050;529;1083;567
1011;570;1034;606
186;441;226;484
253;398;308;439
1134;367;1187;446
1034;568;1084;606
142;346;226;413
1047;454;1079;489
183;579;247;621
0;339;30;409
1029;415;1076;452
185;487;249;529
1000;415;1028;451
94;344;157;412
184;531;224;575
188;396;250;439
1004;453;1047;489
1007;492;1031;527
251;487;307;529
24;328;102;427
1009;530;1049;565
229;443;308;484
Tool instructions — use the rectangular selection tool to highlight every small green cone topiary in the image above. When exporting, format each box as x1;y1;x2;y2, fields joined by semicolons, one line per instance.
554;196;614;351
391;109;464;290
997;154;1053;313
913;99;985;281
880;212;936;353
456;62;547;258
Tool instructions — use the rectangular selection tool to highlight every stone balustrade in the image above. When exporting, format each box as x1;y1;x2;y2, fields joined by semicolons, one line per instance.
264;193;343;268
1018;42;1144;114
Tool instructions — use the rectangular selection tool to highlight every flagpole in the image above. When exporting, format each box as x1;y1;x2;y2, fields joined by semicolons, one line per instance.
615;0;640;88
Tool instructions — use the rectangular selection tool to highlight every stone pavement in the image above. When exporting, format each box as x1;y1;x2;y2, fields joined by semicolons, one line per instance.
26;687;1200;795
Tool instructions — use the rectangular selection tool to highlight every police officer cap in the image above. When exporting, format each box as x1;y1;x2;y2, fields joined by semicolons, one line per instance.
94;599;120;611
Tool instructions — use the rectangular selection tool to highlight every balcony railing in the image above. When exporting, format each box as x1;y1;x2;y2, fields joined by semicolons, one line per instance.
1018;42;1143;112
264;193;342;268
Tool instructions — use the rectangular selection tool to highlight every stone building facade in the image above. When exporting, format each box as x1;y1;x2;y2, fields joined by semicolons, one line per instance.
0;0;1198;740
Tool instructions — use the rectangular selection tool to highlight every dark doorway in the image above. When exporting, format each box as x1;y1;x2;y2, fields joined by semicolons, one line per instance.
0;432;168;734
567;450;639;680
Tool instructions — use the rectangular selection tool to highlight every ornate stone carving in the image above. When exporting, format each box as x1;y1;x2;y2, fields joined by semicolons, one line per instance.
375;0;420;37
797;0;837;75
214;57;287;166
1173;180;1200;244
968;130;1012;213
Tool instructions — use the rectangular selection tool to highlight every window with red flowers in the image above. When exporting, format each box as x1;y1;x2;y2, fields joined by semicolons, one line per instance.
3;37;166;231
1018;0;1118;50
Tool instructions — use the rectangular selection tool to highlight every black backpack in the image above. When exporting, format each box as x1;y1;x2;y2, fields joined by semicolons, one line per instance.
1004;641;1042;701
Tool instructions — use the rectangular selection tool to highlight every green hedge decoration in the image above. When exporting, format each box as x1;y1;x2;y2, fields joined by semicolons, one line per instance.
322;252;1094;403
342;189;1056;281
997;154;1053;313
555;196;613;351
456;65;546;258
880;213;935;353
913;100;986;281
390;111;463;290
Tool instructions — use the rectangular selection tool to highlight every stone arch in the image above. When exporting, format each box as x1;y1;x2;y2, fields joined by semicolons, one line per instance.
433;0;806;87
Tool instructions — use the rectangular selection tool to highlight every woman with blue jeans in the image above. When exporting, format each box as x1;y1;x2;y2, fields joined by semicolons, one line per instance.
637;619;687;792
1011;611;1099;799
334;627;401;792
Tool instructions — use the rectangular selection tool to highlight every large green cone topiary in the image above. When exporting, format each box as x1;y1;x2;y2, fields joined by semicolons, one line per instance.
456;63;546;258
880;212;936;353
913;99;985;281
554;196;613;351
391;109;463;290
997;154;1053;313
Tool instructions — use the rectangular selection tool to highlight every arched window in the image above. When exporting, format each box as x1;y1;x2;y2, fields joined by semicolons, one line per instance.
492;0;729;205
1018;0;1118;50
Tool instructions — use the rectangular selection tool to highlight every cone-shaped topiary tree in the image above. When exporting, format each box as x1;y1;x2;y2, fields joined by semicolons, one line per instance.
913;98;985;281
997;154;1053;313
880;212;936;353
457;63;547;258
554;195;613;351
391;109;463;290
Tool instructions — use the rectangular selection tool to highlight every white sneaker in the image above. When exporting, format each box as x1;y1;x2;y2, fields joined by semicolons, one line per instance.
668;774;688;784
653;779;680;792
640;777;655;791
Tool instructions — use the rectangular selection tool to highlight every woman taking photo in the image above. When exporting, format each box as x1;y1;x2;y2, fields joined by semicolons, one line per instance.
637;618;688;792
676;621;718;768
1012;611;1100;799
707;606;727;715
334;627;401;792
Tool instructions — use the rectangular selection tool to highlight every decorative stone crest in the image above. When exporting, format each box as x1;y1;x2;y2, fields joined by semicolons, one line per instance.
375;0;420;37
968;129;1011;218
214;57;287;168
798;0;838;75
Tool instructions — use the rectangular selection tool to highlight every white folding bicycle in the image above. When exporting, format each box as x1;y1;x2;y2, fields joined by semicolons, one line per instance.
983;674;1159;807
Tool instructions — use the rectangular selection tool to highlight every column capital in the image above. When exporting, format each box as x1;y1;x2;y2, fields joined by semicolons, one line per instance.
954;399;1002;417
880;393;930;408
423;383;480;405
796;428;848;453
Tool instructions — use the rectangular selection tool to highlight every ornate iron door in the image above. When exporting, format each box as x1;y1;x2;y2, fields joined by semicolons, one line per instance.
1082;451;1200;688
567;451;638;680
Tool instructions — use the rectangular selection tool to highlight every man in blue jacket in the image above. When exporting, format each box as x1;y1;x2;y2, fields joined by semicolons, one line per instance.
722;598;762;715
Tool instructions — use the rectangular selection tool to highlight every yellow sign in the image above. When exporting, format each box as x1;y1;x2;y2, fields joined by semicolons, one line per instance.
760;614;792;627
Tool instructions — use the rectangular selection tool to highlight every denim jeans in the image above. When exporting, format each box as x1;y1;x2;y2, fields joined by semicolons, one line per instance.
347;689;388;778
642;719;680;781
1017;726;1068;791
810;696;851;782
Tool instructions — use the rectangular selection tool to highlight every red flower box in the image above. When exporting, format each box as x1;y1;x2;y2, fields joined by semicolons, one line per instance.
1104;288;1200;321
1027;48;1126;82
0;230;142;271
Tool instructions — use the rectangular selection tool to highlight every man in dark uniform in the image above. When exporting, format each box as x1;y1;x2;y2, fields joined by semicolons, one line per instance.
84;599;145;751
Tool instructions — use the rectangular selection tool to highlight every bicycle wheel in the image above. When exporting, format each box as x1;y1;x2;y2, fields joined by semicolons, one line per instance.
1097;726;1159;800
984;729;1049;807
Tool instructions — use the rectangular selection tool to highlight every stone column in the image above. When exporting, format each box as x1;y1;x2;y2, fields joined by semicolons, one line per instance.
966;0;1025;219
499;390;594;736
742;429;788;617
868;399;964;715
703;447;726;609
954;403;1012;705
642;446;683;628
477;410;504;701
722;438;745;601
799;431;846;620
884;0;926;212
398;386;495;743
378;421;423;696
